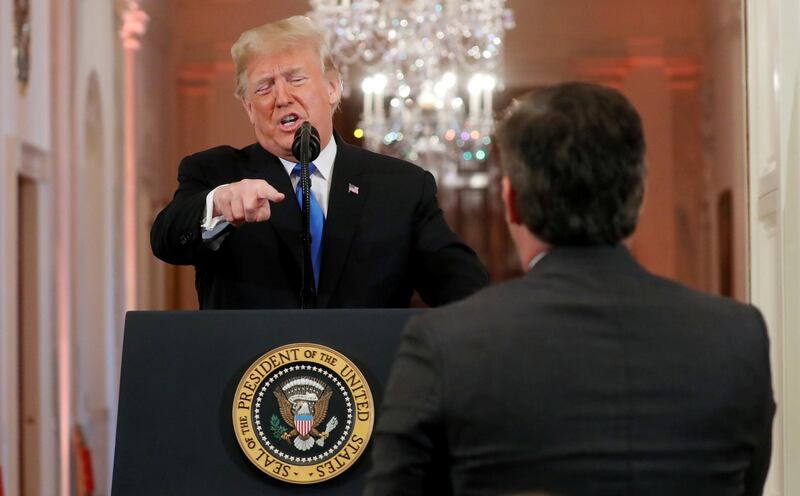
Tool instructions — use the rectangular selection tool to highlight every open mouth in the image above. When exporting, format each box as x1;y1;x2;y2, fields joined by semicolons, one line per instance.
279;113;302;131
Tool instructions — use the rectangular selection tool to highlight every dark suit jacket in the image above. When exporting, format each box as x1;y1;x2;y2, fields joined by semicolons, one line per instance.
365;245;775;496
150;135;488;309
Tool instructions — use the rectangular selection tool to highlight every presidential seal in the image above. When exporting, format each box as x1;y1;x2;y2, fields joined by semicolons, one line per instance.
232;343;374;484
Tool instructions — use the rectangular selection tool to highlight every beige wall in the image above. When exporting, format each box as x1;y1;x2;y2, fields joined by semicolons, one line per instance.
504;0;703;86
135;1;177;311
702;0;747;299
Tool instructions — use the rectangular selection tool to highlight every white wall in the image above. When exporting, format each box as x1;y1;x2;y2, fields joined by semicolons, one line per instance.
0;0;125;494
0;0;13;488
746;0;800;493
73;1;125;492
0;0;58;494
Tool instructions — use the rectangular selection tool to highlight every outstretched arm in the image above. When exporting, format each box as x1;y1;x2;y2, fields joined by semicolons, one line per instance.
151;154;284;265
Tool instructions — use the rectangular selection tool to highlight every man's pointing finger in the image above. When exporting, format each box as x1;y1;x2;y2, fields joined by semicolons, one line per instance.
256;181;285;202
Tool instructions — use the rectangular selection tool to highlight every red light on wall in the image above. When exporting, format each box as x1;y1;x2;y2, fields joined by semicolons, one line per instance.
73;427;95;496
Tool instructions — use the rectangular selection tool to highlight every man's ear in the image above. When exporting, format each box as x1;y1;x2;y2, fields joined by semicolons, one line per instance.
241;96;255;125
501;176;523;225
326;72;342;108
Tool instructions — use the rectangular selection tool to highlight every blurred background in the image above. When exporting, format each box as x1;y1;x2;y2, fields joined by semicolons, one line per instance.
1;1;798;495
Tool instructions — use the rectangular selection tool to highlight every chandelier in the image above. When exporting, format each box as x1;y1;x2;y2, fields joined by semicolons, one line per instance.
308;0;514;187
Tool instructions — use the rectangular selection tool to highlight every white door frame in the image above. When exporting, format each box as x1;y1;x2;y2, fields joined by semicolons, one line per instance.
745;0;800;494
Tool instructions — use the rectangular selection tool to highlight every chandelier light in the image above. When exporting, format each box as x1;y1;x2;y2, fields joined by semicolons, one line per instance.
308;0;514;187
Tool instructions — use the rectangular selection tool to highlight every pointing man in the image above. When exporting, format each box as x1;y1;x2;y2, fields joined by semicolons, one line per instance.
151;16;488;309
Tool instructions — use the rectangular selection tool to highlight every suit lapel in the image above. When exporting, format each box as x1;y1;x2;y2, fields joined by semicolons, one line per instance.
317;138;368;307
245;144;303;271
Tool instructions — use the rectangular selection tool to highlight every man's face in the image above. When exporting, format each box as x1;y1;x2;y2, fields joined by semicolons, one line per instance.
241;45;340;161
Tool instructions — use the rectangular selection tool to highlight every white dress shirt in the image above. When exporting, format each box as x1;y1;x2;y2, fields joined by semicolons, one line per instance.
278;137;336;217
201;138;337;245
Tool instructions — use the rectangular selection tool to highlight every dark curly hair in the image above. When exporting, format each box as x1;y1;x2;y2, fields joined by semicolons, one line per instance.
497;82;646;245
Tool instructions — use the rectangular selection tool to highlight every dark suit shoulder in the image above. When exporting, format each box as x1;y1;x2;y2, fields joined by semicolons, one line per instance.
182;143;254;165
636;267;765;326
408;276;530;340
417;259;766;347
178;143;263;183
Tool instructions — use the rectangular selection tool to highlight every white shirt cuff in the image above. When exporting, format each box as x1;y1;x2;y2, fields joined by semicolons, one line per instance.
202;186;231;242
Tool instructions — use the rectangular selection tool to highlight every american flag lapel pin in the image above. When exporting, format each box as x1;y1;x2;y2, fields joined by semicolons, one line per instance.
348;183;359;195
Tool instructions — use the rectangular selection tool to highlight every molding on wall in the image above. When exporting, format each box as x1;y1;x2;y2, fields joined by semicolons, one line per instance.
574;56;699;90
0;135;20;496
17;140;51;182
178;63;216;95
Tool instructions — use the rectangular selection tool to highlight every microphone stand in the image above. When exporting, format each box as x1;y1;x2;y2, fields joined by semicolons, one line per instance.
294;123;319;309
299;156;314;309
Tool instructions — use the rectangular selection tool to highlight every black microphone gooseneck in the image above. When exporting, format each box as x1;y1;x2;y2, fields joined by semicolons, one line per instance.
292;122;321;309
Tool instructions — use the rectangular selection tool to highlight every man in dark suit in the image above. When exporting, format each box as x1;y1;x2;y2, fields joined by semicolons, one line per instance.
150;16;488;309
365;83;775;496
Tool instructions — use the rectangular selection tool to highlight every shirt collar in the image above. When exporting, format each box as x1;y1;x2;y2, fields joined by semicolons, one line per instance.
279;136;337;180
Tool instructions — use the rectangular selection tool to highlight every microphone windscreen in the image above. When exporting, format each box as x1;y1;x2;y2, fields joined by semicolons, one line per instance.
292;122;322;163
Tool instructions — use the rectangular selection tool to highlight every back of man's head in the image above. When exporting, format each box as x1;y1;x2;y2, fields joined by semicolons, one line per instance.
498;82;646;246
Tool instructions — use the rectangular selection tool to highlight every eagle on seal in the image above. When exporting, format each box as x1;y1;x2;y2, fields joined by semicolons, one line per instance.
274;386;337;451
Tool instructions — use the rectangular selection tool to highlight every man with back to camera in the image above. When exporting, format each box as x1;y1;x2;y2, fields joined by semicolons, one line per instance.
150;16;488;309
365;83;775;496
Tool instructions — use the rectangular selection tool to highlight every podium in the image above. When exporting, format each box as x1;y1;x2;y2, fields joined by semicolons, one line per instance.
111;309;419;495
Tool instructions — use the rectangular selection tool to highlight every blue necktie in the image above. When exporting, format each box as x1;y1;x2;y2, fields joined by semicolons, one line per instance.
292;163;324;290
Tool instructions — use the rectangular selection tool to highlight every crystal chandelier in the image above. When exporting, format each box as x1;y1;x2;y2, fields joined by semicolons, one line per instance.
308;0;514;186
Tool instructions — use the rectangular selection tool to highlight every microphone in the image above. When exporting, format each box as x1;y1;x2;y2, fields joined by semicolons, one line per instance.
291;121;321;309
292;122;321;164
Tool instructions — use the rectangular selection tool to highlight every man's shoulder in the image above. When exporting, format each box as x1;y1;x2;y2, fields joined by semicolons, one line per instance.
183;143;258;163
179;144;265;183
621;255;747;309
644;270;765;328
410;277;531;337
414;266;765;344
